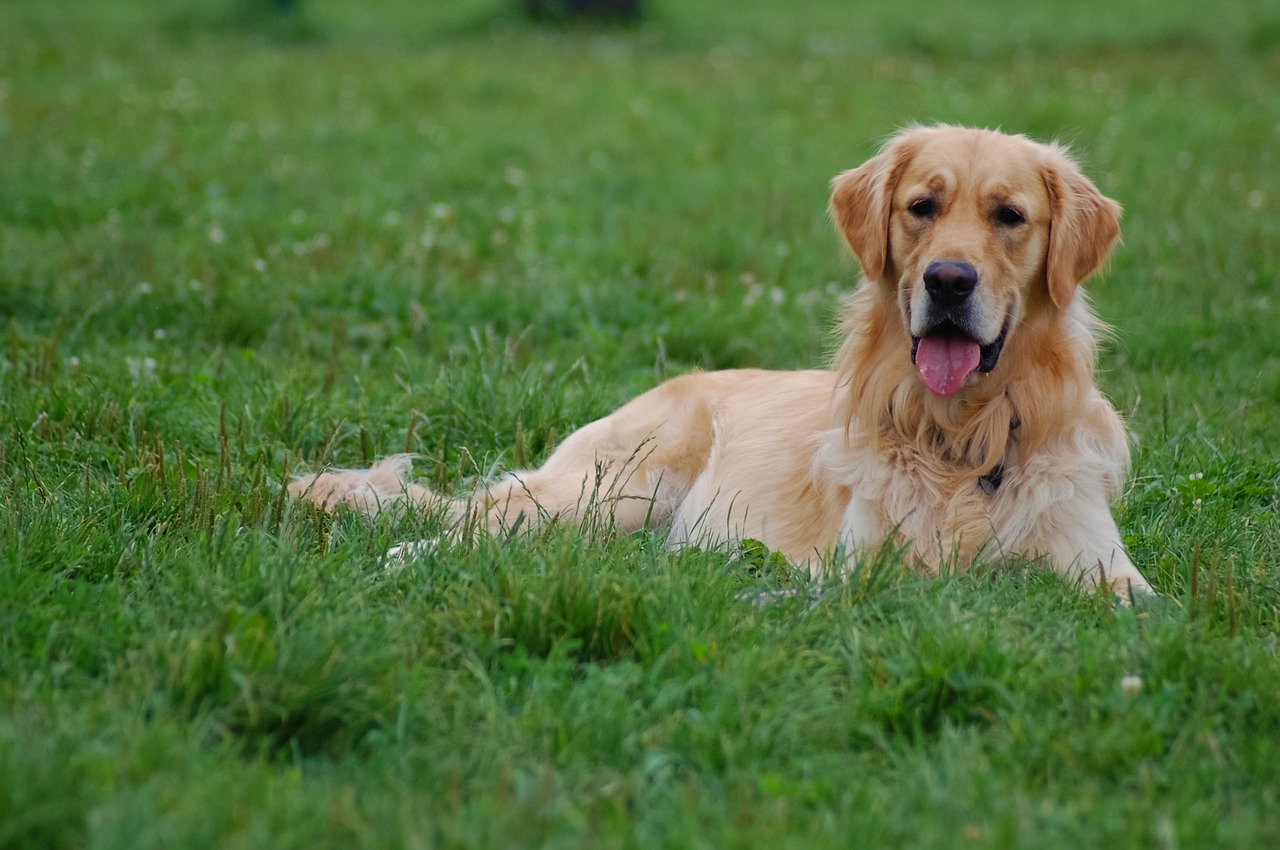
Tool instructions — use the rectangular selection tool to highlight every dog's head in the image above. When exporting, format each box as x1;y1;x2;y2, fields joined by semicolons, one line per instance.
830;125;1120;397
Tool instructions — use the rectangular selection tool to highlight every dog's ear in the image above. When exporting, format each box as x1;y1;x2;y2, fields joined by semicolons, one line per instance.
829;131;919;283
1042;151;1122;309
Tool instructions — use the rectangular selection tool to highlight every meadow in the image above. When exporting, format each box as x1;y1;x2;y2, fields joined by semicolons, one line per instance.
2;0;1279;846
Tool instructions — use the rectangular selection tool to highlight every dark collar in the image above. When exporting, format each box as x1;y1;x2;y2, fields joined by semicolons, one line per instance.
977;415;1019;495
978;464;1004;495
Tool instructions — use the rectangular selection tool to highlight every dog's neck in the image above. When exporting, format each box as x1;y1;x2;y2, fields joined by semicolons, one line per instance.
830;285;1102;478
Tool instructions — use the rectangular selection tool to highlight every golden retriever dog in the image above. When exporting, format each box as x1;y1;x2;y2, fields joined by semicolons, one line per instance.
290;125;1154;595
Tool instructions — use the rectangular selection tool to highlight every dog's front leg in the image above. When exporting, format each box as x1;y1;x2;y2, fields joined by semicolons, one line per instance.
1028;497;1155;598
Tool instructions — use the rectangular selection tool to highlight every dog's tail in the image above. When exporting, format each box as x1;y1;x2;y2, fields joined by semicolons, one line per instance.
287;454;443;517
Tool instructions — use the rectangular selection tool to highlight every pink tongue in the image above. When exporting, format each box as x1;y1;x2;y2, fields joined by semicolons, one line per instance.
915;335;981;396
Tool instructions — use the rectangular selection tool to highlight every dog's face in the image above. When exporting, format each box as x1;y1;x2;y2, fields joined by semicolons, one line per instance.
830;125;1121;397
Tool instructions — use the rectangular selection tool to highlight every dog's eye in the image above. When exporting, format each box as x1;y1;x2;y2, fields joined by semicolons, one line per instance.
995;205;1025;226
908;198;935;218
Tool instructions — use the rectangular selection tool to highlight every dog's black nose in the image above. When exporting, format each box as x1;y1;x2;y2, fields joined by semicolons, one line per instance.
924;261;979;306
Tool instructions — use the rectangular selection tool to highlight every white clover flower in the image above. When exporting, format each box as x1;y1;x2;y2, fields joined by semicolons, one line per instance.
127;357;157;380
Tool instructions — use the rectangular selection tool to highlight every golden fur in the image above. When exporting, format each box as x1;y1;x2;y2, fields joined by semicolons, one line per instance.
290;125;1153;594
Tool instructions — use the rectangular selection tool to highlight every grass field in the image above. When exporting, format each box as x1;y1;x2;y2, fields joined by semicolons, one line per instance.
3;0;1280;847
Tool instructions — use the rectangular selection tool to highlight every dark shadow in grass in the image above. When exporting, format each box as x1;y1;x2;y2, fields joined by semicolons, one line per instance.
416;1;655;52
455;541;653;668
844;585;1020;748
518;0;644;25
161;1;326;47
1248;16;1280;52
0;722;89;850
172;604;393;759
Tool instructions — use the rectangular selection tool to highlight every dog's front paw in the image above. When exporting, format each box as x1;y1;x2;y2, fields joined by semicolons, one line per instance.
384;538;438;571
386;539;437;559
1109;577;1160;607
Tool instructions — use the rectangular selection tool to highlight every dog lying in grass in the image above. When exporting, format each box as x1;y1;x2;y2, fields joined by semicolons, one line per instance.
290;125;1154;596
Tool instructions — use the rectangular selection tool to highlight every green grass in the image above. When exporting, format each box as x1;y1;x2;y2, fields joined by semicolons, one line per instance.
3;0;1279;847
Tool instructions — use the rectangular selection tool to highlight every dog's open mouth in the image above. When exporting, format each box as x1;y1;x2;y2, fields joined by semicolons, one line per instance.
910;320;1009;397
